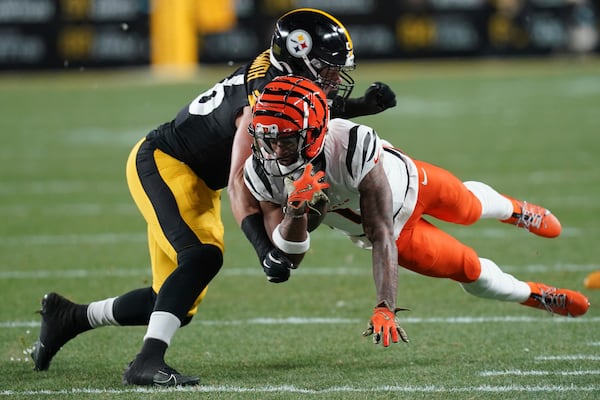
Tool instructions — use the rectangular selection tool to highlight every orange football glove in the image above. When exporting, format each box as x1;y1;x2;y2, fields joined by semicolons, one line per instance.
284;163;329;212
362;303;409;347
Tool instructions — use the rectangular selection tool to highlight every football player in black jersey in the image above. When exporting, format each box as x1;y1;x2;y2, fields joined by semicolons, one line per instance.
31;8;397;386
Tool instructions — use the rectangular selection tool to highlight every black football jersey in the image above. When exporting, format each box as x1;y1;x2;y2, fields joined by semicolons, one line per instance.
145;50;281;190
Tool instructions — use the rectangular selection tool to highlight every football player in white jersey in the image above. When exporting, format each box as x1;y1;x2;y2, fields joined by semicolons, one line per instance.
243;76;590;347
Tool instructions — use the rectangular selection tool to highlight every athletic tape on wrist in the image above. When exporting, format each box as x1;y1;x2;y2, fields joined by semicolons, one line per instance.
272;223;310;254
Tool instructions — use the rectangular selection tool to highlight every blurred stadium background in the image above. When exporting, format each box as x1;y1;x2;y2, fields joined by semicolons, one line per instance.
2;1;600;398
0;0;598;72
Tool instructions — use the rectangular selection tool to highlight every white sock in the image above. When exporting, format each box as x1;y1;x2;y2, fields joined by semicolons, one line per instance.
87;297;119;328
460;258;530;302
143;311;181;346
463;181;513;220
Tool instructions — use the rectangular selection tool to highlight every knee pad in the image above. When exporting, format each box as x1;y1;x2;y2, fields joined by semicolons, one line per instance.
177;244;223;279
155;244;223;320
177;244;223;271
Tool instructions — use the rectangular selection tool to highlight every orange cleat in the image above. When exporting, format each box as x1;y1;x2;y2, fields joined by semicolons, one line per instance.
501;196;561;238
584;271;600;289
522;282;589;317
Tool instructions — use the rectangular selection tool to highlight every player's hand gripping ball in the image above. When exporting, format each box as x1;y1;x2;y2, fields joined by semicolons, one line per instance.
284;164;329;231
284;163;329;211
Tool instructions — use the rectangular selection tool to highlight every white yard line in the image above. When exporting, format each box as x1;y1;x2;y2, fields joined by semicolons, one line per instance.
480;369;600;376
535;355;600;361
0;384;598;396
0;227;585;246
1;263;599;280
3;316;600;329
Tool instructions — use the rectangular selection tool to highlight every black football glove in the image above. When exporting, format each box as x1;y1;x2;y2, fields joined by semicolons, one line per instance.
262;248;294;283
363;81;397;113
332;82;397;119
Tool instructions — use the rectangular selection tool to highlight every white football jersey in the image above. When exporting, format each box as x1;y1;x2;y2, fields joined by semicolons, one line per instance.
244;118;419;249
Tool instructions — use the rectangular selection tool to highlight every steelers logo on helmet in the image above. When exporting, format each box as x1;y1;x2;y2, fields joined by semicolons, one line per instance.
286;29;313;58
270;9;356;99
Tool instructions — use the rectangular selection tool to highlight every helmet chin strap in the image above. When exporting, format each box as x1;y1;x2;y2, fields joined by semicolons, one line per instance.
302;55;320;81
269;51;286;72
269;49;321;81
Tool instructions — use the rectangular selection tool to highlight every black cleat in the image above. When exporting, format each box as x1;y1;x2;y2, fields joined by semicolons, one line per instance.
122;358;200;387
31;292;87;371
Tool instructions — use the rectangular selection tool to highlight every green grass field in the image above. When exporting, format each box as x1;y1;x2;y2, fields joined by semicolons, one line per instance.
1;58;599;399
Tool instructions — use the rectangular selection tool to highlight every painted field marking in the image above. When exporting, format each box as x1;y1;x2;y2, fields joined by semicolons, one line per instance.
535;355;600;361
480;369;600;376
0;227;585;246
3;316;600;329
0;384;598;396
1;263;599;280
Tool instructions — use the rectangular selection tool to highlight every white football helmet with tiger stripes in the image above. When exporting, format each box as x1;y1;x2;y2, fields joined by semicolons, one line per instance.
249;75;329;177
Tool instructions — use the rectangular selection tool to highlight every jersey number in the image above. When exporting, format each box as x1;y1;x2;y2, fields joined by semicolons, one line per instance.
188;74;245;116
189;83;225;116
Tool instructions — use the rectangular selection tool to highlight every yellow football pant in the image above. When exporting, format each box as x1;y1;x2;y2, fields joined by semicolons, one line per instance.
126;138;225;316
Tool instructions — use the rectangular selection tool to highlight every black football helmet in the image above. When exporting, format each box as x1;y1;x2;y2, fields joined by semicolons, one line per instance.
270;8;355;100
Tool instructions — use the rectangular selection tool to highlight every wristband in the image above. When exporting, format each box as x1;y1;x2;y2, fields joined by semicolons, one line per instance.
272;223;310;254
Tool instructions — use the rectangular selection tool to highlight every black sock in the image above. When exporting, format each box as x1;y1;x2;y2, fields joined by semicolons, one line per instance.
113;287;157;326
75;304;92;333
136;338;168;365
